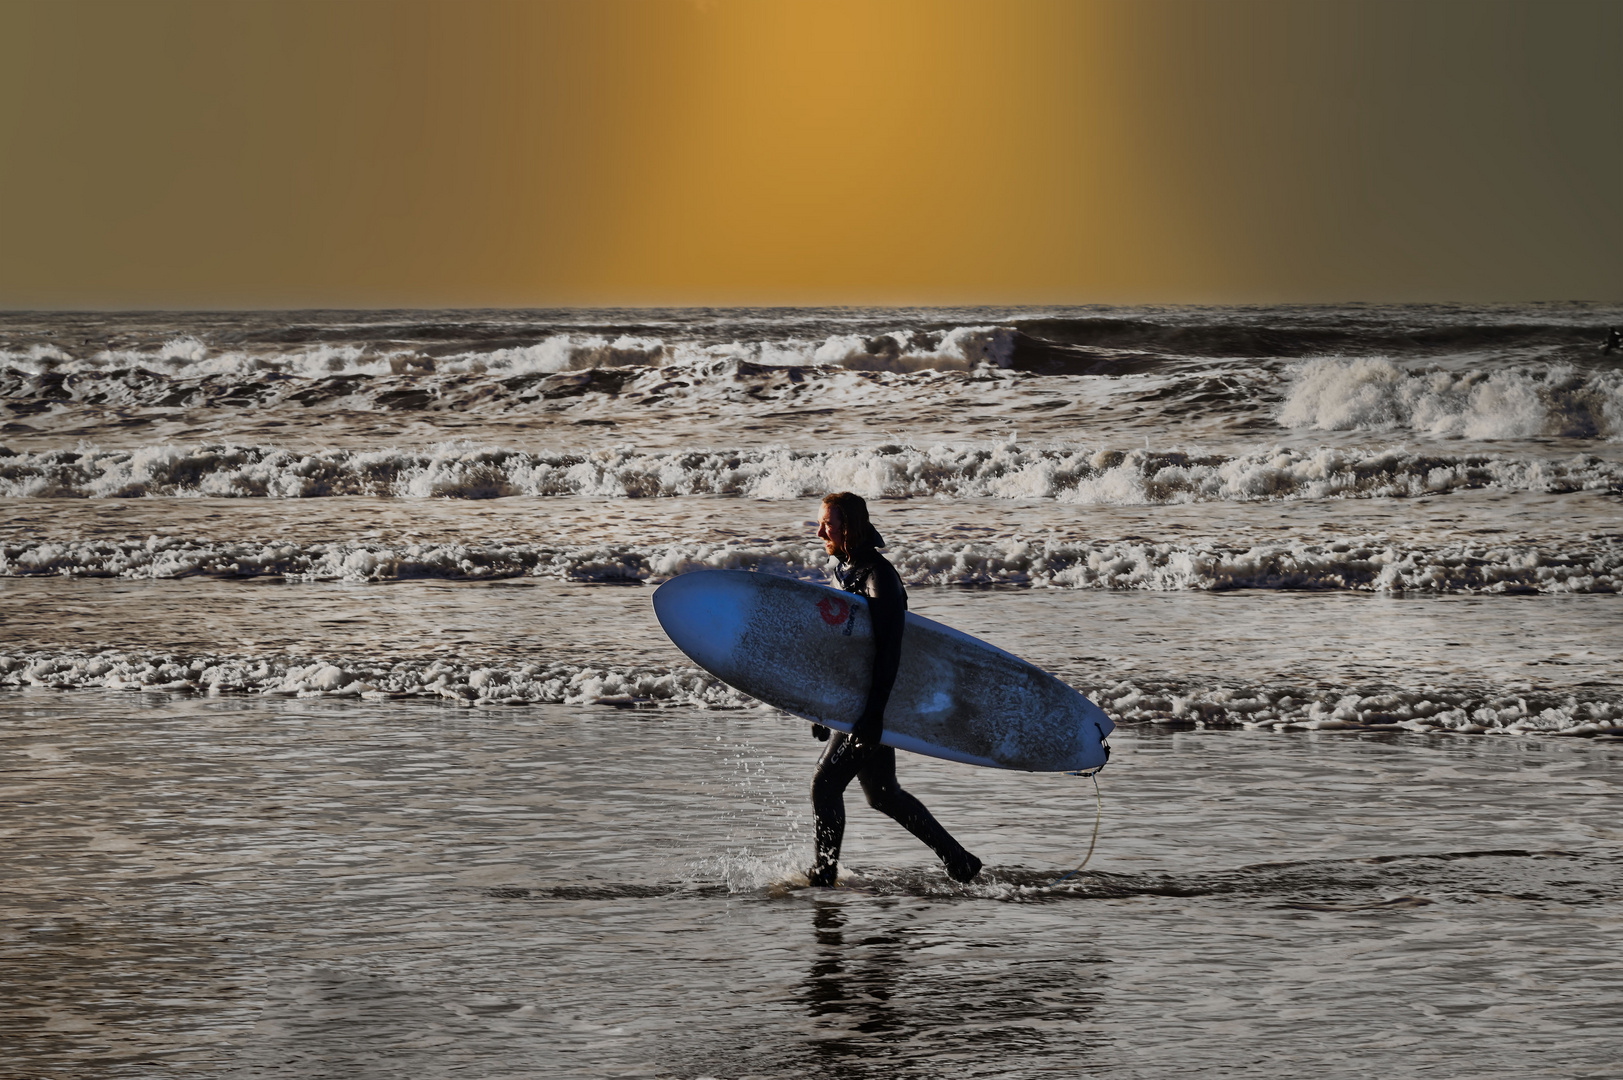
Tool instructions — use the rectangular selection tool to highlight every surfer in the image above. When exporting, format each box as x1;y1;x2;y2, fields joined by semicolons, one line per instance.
807;491;983;886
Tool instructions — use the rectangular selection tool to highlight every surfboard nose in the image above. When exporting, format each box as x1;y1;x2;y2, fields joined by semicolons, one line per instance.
652;570;753;675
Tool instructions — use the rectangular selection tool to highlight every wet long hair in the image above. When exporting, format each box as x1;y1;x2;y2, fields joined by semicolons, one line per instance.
822;491;885;555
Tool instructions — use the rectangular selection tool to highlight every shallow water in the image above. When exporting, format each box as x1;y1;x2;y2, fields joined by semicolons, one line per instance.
3;695;1620;1078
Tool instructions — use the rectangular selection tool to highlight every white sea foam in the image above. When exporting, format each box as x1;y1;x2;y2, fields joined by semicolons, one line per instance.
0;326;1017;379
1280;357;1623;439
811;326;1016;371
1;440;1618;502
426;334;672;375
0;650;747;708
4;649;1619;738
5;535;1617;594
1081;677;1623;738
0;355;1059;447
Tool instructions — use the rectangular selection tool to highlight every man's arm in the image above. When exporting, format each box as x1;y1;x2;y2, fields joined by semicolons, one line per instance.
851;565;906;745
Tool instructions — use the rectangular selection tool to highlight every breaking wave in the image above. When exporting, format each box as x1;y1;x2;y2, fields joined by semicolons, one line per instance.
5;535;1618;594
0;325;1017;379
7;304;1617;381
0;352;1037;423
2;440;1619;502
1280;357;1623;439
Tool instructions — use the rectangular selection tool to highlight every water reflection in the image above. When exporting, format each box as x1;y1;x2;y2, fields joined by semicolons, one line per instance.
792;897;1108;1077
803;899;909;1042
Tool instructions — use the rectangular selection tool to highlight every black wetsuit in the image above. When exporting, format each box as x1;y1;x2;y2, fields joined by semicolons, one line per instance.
809;546;979;884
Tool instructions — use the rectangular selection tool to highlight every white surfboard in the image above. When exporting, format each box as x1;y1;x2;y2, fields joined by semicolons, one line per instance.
653;569;1113;772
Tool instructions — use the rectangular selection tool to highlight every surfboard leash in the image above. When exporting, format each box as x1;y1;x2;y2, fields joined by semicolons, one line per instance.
1048;769;1103;888
1050;718;1110;887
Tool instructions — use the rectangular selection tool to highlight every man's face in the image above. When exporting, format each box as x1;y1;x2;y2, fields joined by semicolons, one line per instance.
817;504;844;557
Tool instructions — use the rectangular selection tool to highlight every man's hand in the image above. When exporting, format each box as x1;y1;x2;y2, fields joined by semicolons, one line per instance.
850;712;883;747
811;723;830;741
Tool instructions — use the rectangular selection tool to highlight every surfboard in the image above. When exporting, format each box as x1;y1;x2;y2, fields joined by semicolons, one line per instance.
652;569;1113;772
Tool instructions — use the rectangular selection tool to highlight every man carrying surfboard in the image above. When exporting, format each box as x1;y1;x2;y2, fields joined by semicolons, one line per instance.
807;492;983;886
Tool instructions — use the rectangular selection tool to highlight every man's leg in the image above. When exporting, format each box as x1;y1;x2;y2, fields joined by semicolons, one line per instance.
857;747;982;882
808;733;865;885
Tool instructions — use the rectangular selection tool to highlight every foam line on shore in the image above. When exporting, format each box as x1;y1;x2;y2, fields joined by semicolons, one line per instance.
0;651;749;708
4;535;1619;593
3;650;1618;737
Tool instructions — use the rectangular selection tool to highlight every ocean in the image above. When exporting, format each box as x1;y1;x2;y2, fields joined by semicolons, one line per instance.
3;305;1621;1077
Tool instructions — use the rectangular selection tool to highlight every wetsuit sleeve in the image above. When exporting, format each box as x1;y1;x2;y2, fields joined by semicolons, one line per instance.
853;559;907;742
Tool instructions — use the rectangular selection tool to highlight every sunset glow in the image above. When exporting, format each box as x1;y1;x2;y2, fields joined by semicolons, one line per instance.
2;0;1618;307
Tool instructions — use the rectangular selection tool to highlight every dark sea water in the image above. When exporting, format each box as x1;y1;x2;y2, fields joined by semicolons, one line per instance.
3;305;1621;1076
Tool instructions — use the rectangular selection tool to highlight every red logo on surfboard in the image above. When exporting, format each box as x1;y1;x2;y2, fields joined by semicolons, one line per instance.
817;596;850;626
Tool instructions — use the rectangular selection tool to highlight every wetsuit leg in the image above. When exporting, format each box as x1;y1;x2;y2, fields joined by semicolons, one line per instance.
809;732;866;882
856;747;978;875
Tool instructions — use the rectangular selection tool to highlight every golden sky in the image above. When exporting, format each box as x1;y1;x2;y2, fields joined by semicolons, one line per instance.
2;0;1619;308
